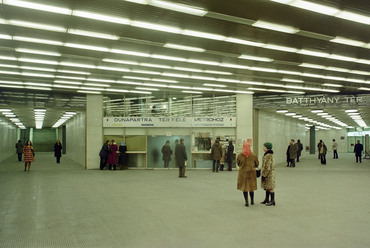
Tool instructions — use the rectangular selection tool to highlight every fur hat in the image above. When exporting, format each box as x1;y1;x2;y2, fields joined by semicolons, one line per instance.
263;142;272;150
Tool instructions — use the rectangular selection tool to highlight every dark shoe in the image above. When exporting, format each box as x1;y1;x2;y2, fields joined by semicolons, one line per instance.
251;201;254;205
266;201;275;206
261;191;270;204
245;202;249;207
249;192;254;205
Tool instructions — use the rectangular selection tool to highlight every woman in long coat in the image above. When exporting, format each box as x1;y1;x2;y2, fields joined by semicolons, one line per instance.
107;140;118;170
161;140;172;168
54;140;63;164
23;140;34;172
261;142;276;206
237;142;259;207
226;140;234;171
118;141;128;170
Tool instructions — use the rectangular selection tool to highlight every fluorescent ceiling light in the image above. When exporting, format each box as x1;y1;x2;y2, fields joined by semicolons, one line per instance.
276;110;288;113
132;69;161;75
68;29;119;40
9;20;66;32
25;86;52;91
60;62;96;69
3;0;72;14
106;88;129;93
0;55;17;61
290;0;340;15
103;59;138;65
252;20;299;34
135;87;159;91
336;11;370;25
182;90;203;94
328;54;357;62
204;70;232;75
123;76;149;81
298;49;329;57
151;54;186;61
317;113;328;116
54;80;82;85
0;34;12;40
19;58;58;65
65;43;110;52
24;82;52;87
112;49;150;57
131;21;181;34
281;78;304;83
72;10;131;25
151;78;178;83
187;59;220;66
97;66;130;72
203;84;226;88
240;81;263;85
22;72;54;78
150;0;207;16
164;43;205;52
285;113;296;116
239;54;273;62
345;110;358;113
182;30;226;41
77;90;101;94
225;38;264;47
87;78;116;83
21;66;56;72
330;36;366;47
263;44;299;53
300;63;325;69
53;84;79;89
173;67;202;73
129;90;152;94
57;70;90;75
140;63;171;69
16;48;61;57
84;83;110;87
13;36;63;46
322;83;343;87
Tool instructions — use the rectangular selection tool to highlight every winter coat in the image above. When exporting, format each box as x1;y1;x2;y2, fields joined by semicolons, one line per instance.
211;143;222;160
54;143;63;158
288;143;298;159
297;142;303;156
354;143;363;155
261;151;275;190
118;145;127;165
161;145;172;162
237;152;259;192
16;142;23;153
23;145;34;162
107;144;118;164
99;143;109;157
320;145;327;155
175;143;187;167
332;142;338;150
226;144;234;163
220;146;226;164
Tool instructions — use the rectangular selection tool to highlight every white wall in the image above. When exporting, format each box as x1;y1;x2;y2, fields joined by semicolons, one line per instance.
66;112;86;167
258;110;307;165
315;129;347;153
0;117;17;162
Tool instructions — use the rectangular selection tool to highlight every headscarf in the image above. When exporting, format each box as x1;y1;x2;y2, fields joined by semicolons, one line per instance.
120;141;126;146
263;142;272;150
242;142;251;158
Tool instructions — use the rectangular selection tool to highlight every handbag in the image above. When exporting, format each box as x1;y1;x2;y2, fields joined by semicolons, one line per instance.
256;169;261;178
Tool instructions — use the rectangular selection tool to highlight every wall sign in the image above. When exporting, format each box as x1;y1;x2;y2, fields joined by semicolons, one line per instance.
103;117;236;128
286;96;364;105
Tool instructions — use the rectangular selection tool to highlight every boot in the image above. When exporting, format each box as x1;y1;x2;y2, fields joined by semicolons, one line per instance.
249;192;254;205
212;162;215;172
266;192;275;206
243;192;249;207
261;191;270;204
220;164;224;171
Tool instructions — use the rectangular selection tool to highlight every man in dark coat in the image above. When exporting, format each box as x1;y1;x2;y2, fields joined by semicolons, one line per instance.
317;140;323;160
210;138;222;172
99;140;109;170
287;139;298;167
354;140;363;163
175;138;188;178
296;139;303;162
15;140;23;162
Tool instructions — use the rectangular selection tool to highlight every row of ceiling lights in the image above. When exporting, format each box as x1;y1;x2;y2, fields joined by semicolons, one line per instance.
0;108;25;129
52;112;77;128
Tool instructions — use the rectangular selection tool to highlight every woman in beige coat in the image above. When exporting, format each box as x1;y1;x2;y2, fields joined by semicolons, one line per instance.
261;142;276;206
237;142;259;207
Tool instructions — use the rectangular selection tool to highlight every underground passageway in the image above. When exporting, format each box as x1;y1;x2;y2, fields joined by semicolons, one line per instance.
0;152;369;248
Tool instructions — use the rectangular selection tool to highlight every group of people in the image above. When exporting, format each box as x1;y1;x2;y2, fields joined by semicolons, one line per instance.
286;139;303;167
159;139;188;177
210;139;234;172
15;139;63;172
99;140;127;170
237;142;275;207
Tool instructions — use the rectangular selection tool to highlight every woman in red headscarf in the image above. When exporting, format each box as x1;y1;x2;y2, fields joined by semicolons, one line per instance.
237;142;259;207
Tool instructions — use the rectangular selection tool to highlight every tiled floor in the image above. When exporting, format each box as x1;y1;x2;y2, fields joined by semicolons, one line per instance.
0;152;369;248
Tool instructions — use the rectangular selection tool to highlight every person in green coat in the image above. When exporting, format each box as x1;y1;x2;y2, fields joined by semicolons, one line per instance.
161;140;172;168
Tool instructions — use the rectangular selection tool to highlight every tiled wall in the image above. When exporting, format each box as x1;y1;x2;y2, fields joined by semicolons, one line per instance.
0;117;17;162
66;112;86;167
315;129;348;153
257;110;307;165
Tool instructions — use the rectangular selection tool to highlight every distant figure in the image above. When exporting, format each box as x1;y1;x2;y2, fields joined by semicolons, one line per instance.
332;139;338;159
175;138;187;178
15;140;23;162
317;140;323;160
261;142;276;206
161;140;172;168
226;140;234;171
211;139;222;172
54;140;63;163
174;139;179;168
354;140;363;163
23;140;34;172
220;143;226;171
237;142;259;207
296;139;303;162
320;142;327;165
108;140;118;170
99;140;110;170
118;141;128;170
287;139;298;167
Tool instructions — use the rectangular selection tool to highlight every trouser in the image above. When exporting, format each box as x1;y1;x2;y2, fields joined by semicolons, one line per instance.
56;157;60;163
179;166;186;177
355;154;362;163
212;160;220;172
297;155;300;162
333;150;338;159
321;154;326;164
164;161;169;168
109;164;117;170
100;155;107;170
17;153;22;161
290;158;295;167
228;162;232;171
318;153;321;160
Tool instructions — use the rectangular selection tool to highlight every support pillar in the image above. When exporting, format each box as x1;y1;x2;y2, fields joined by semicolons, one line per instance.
86;95;103;169
310;126;316;154
236;94;253;153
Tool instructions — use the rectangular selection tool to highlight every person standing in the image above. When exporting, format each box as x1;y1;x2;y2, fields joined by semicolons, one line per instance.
99;140;109;170
237;142;259;207
261;142;276;206
108;140;118;170
226;140;234;171
288;139;298;167
15;140;23;162
220;144;226;171
175;138;188;178
296;139;303;162
118;141;128;170
320;142;327;164
317;140;323;160
332;139;338;159
23;140;34;172
286;142;291;167
54;140;63;163
211;138;222;172
161;140;172;168
354;140;363;163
